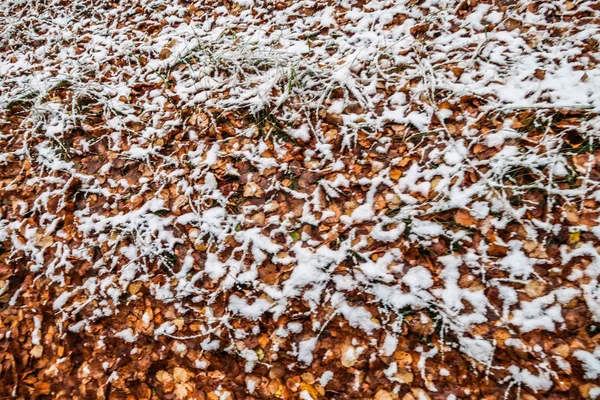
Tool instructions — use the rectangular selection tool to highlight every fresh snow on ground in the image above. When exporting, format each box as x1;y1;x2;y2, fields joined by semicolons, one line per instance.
1;0;600;397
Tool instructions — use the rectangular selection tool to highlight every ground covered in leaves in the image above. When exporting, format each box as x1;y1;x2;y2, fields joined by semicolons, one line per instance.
1;0;600;399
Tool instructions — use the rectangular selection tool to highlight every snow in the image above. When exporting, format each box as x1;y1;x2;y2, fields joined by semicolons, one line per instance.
511;295;565;333
1;0;600;393
32;316;42;346
381;333;398;357
459;337;494;365
287;322;303;333
411;221;444;238
299;391;314;400
246;379;256;394
508;365;553;393
115;328;138;343
338;302;380;334
499;241;538;280
574;348;600;380
318;371;334;387
351;203;374;222
402;266;434;292
53;292;72;310
154;322;177;338
228;296;272;320
201;338;221;351
298;337;318;365
240;349;258;373
204;253;227;281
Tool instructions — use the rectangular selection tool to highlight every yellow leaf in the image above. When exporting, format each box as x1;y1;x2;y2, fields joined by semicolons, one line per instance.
128;281;143;295
299;383;319;399
568;231;580;245
390;168;403;180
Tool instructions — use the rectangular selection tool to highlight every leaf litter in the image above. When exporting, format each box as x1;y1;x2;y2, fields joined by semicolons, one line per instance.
1;0;600;399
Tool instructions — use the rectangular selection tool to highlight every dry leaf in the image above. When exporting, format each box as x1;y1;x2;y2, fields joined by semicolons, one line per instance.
37;236;54;248
173;367;189;383
30;345;43;358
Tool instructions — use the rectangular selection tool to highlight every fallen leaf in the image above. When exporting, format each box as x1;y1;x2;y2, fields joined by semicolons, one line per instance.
173;367;189;383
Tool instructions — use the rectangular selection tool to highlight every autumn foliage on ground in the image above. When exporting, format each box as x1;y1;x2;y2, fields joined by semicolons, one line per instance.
1;0;600;399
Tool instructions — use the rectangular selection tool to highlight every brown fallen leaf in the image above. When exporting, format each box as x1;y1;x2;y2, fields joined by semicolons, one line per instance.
173;367;189;383
37;236;54;248
30;345;43;358
454;209;475;227
244;181;264;197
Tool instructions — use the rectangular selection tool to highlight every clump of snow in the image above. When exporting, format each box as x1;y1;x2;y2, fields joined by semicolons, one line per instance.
298;337;318;365
318;371;334;387
574;348;600;380
115;328;138;343
228;296;271;321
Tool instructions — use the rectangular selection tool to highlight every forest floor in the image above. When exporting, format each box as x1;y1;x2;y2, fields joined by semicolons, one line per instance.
1;0;600;399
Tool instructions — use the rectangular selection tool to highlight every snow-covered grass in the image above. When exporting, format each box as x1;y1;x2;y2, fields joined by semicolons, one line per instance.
1;0;600;397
